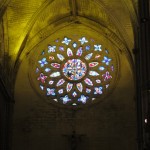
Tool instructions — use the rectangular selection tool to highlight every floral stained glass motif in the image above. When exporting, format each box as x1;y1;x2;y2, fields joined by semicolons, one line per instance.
94;87;103;94
37;73;47;83
61;95;71;104
38;58;48;67
94;45;102;51
79;37;88;45
102;71;112;81
47;88;55;96
102;56;112;65
62;37;71;45
34;35;117;106
48;45;56;53
78;95;88;104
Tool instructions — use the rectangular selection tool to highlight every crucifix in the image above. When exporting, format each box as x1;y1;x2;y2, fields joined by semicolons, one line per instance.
63;130;86;150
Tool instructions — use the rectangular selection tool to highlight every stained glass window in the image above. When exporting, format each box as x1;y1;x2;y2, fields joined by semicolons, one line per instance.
31;35;118;107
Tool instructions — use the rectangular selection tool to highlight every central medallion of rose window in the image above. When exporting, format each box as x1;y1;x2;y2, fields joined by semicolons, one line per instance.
63;59;87;81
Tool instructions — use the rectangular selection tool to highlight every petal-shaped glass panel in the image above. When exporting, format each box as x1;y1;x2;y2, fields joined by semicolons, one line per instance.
89;71;99;76
67;48;73;56
95;54;101;59
56;79;65;86
57;54;65;61
76;83;83;92
76;47;82;56
84;78;93;86
85;53;93;60
51;63;60;68
50;72;60;77
89;62;99;67
66;83;73;92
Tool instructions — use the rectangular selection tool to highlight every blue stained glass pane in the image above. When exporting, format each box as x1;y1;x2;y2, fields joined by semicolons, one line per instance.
99;66;105;71
85;45;90;50
59;46;64;51
45;68;51;72
38;58;48;67
73;42;77;48
102;56;112;65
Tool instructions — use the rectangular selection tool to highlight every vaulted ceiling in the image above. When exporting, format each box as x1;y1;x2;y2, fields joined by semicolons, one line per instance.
0;0;137;62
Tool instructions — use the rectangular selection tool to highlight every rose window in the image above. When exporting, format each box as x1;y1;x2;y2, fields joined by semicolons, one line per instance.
30;36;118;107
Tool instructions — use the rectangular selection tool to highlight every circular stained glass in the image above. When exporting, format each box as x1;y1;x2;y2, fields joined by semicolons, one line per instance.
63;59;87;81
30;35;119;107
